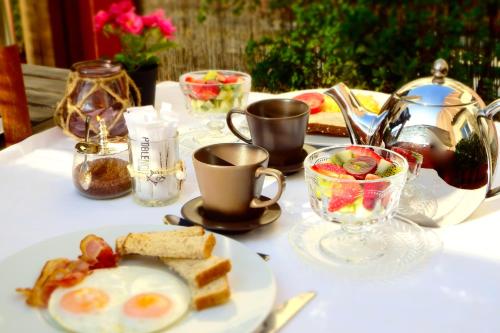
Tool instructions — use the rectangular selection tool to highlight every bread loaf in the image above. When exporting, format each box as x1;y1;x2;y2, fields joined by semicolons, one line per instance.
161;256;231;288
116;228;215;259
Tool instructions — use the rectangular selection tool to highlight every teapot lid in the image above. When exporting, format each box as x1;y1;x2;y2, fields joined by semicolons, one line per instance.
395;59;484;107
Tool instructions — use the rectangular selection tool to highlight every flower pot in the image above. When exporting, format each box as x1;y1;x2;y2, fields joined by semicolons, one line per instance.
127;64;158;106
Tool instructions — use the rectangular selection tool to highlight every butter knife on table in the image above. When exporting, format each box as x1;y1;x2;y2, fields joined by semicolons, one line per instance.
258;291;316;333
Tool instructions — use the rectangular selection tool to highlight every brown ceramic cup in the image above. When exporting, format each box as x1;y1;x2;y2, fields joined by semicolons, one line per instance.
226;99;310;166
192;143;285;218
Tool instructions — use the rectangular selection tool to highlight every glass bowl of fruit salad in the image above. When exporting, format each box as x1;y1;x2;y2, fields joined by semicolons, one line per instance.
179;70;251;145
179;70;251;114
303;145;409;263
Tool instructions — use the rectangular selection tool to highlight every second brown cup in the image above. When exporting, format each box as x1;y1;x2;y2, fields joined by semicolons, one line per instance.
192;143;285;218
226;99;310;167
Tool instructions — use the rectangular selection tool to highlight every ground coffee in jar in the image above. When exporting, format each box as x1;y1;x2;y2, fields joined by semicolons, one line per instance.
73;141;131;199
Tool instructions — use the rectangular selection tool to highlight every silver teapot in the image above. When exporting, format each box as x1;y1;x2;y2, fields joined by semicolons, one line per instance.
325;59;500;227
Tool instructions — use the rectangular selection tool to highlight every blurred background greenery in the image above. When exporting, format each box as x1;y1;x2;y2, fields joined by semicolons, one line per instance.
149;0;499;102
11;0;500;102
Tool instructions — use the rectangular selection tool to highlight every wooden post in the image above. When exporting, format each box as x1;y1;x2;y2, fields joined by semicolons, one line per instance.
18;0;56;66
0;0;32;145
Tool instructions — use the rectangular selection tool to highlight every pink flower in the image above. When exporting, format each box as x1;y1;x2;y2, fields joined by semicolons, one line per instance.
109;0;134;18
157;18;176;39
116;11;144;35
94;10;110;31
142;9;165;27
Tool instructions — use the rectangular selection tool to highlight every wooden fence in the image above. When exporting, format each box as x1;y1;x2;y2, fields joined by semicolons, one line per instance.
142;0;281;83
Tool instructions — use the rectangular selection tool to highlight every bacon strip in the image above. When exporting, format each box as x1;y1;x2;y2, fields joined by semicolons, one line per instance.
79;234;119;269
16;258;89;307
17;234;118;308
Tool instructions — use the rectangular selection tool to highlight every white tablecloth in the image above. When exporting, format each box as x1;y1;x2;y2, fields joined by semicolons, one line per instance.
2;82;500;333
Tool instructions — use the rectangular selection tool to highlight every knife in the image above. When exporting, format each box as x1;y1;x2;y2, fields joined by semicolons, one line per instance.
259;291;316;333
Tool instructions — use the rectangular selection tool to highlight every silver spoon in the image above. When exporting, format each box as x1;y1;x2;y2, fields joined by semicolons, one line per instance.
163;214;197;227
163;214;271;261
78;116;93;190
75;141;99;154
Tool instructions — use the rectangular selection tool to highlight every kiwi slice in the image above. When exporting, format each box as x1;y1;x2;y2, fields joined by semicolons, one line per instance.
335;150;353;164
380;165;402;177
375;158;393;175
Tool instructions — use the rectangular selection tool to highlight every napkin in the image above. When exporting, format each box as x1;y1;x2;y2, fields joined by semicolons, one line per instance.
125;104;181;204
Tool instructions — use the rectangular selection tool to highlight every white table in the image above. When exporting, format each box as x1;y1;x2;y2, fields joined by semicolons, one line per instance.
2;82;500;333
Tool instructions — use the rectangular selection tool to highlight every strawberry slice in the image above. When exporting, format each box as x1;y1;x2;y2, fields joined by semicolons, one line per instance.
347;146;382;162
223;75;239;84
293;92;325;114
185;76;203;84
392;146;423;165
362;173;388;210
391;146;423;176
392;147;417;163
312;163;347;177
191;84;220;101
328;175;362;212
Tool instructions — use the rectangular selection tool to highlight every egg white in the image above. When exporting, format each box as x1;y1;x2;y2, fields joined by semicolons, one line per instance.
119;266;191;333
47;266;190;333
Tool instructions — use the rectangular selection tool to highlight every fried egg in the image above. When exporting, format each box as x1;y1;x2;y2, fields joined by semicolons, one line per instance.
47;266;190;333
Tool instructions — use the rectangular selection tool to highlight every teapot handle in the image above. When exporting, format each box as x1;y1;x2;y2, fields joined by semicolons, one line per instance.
481;99;500;198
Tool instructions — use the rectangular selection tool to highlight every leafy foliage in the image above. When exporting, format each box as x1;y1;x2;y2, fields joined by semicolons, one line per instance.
106;26;174;71
242;0;498;102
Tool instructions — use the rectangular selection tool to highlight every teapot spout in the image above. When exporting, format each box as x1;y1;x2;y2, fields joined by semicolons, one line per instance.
324;83;387;146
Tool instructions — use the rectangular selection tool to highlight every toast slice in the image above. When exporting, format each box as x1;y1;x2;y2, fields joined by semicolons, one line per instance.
145;226;205;236
115;227;205;253
191;275;231;311
307;112;347;137
116;229;215;259
161;256;231;288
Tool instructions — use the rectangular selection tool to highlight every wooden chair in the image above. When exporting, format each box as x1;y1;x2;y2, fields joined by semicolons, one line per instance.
0;0;31;146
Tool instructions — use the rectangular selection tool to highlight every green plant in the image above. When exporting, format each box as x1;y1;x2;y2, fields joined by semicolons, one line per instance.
242;0;498;102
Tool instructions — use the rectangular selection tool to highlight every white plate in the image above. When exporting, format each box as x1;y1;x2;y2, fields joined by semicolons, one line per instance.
0;224;276;333
277;88;390;147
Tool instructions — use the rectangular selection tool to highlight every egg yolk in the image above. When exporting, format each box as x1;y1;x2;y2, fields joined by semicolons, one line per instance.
123;293;172;318
60;287;109;314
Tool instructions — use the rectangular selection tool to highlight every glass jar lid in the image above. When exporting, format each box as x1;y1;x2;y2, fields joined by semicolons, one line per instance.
395;59;485;107
74;140;128;156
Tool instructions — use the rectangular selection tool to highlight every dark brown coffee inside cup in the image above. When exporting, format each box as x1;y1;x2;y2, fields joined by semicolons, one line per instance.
247;99;309;118
194;143;268;166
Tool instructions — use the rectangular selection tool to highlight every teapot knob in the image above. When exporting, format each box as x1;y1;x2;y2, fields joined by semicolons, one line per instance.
431;58;448;84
